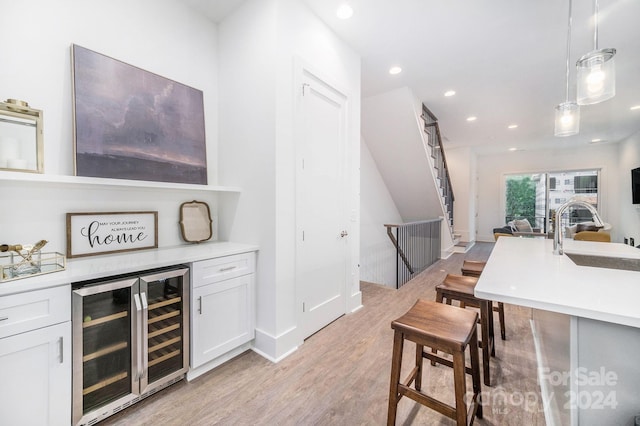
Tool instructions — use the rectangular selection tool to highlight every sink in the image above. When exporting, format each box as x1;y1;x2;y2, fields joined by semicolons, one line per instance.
565;252;640;272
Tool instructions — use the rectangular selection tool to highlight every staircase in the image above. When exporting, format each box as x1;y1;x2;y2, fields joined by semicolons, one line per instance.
420;105;470;252
420;105;456;239
362;87;459;258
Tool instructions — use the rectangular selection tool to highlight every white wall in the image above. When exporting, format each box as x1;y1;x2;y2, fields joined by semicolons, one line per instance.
447;147;477;243
475;144;621;242
218;0;284;358
0;0;220;253
218;0;361;361
617;132;640;245
359;139;402;287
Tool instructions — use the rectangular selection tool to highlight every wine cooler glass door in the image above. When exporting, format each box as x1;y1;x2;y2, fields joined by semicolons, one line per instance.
72;277;140;425
139;267;190;393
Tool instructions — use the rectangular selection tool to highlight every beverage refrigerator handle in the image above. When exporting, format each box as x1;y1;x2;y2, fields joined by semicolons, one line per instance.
134;293;143;380
59;336;64;364
141;291;149;379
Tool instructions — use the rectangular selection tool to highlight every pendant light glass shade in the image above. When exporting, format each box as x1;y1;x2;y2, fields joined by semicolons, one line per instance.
576;48;616;105
554;102;580;136
576;0;616;105
555;0;580;137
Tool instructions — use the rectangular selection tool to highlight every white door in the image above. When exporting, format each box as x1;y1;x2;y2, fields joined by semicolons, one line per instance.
296;68;349;339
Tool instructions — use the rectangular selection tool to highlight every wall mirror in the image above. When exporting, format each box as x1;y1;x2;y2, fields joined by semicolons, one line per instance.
179;200;213;243
0;99;43;173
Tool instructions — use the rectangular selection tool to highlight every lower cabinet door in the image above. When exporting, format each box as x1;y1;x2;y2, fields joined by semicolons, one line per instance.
0;321;71;426
191;274;254;368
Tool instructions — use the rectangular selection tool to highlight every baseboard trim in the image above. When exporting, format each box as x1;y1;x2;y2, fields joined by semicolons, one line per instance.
253;325;300;363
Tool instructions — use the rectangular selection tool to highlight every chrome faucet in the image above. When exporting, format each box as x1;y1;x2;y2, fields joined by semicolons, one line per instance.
553;198;604;255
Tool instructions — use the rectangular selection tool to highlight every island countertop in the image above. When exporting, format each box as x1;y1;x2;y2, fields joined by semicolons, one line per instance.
474;237;640;328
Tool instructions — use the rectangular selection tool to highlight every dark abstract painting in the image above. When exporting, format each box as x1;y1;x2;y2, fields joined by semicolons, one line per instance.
72;44;207;184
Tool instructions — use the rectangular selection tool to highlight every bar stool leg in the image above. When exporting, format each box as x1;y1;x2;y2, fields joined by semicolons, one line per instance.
452;350;468;426
488;301;496;357
469;327;483;420
431;291;445;366
479;300;492;386
498;302;506;340
415;344;424;391
387;331;404;426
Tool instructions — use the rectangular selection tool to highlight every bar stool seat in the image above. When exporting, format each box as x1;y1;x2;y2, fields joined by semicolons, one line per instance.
435;274;495;386
462;260;506;340
387;299;482;426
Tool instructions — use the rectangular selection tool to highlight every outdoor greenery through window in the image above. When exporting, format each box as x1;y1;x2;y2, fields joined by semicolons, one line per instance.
504;169;600;234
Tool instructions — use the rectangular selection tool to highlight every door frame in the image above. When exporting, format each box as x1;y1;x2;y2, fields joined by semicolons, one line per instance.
293;57;351;340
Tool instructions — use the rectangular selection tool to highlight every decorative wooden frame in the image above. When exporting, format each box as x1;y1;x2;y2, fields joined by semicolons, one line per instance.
71;44;207;184
66;211;158;258
179;200;213;243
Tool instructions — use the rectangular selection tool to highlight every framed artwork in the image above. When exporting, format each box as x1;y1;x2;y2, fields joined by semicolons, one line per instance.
71;44;207;184
66;211;158;258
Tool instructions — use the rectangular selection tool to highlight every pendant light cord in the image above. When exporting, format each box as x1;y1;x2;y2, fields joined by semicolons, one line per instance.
593;0;599;50
564;0;573;102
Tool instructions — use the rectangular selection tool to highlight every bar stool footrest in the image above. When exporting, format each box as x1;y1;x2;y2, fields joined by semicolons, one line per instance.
398;385;457;420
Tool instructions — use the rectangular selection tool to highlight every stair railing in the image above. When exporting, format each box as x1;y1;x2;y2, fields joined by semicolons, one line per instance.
421;104;455;228
384;218;442;288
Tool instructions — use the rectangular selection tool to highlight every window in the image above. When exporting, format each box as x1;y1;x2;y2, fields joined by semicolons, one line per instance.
574;175;597;193
504;169;600;233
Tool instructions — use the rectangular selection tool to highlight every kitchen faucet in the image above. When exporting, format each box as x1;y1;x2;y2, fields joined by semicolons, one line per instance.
553;198;604;255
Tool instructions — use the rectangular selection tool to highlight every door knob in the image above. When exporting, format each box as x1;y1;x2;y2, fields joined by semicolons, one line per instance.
340;230;349;238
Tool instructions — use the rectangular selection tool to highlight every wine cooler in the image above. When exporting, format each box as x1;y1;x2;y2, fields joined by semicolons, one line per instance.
72;266;190;426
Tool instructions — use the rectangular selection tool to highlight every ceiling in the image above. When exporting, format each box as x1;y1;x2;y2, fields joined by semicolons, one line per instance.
183;0;640;154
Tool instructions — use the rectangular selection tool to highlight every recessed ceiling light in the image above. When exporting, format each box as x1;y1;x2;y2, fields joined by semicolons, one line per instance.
444;90;456;97
591;138;602;143
631;105;640;111
389;66;402;75
466;116;477;122
508;147;518;151
508;124;518;129
336;3;353;19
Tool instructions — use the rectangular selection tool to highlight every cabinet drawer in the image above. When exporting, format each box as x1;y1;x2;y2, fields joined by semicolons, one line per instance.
0;285;70;339
192;252;255;288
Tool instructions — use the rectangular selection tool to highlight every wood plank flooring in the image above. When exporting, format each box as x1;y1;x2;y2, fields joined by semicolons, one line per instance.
101;242;545;425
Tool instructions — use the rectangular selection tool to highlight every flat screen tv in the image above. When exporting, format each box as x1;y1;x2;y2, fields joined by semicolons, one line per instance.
633;167;640;204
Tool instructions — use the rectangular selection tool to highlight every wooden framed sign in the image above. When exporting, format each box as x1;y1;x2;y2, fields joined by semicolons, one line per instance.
66;211;158;258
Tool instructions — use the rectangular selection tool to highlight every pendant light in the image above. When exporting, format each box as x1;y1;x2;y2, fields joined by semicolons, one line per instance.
576;0;616;105
555;0;580;137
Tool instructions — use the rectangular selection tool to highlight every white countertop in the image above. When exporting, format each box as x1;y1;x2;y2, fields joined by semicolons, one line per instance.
0;241;259;297
475;237;640;328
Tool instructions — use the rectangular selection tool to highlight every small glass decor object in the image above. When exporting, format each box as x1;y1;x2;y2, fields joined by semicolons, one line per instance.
10;249;42;277
0;240;66;282
179;200;213;243
0;99;43;173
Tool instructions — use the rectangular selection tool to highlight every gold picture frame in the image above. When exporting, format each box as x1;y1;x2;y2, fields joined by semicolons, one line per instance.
0;99;43;173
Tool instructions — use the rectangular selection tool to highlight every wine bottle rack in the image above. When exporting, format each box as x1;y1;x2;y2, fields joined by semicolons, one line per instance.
72;266;189;425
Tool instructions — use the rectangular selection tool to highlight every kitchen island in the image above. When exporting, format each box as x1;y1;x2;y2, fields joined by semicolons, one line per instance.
475;237;640;426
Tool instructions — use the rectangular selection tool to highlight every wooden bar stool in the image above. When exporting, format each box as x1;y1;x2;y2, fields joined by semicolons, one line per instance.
434;274;495;386
461;260;506;340
387;299;482;426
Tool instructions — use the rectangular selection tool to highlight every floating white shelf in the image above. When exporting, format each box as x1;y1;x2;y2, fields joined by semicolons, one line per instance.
0;170;242;192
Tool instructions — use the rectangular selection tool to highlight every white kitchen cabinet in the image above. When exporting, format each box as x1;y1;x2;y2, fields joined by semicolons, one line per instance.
190;252;256;372
0;285;71;426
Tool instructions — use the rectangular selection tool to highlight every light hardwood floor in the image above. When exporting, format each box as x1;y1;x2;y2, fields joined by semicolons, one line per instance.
102;242;545;425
